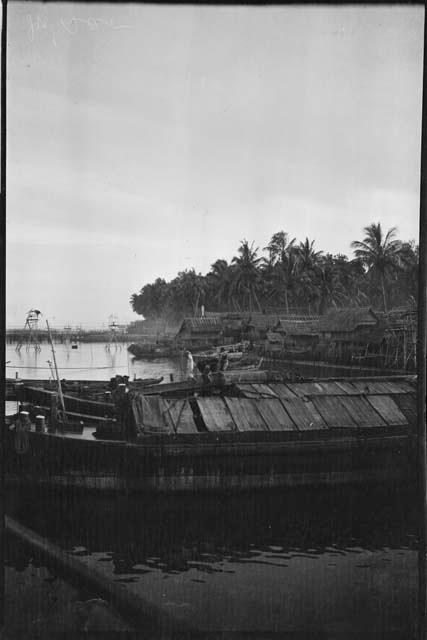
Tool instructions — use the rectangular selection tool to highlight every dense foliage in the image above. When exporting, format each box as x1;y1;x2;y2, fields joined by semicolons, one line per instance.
130;224;418;320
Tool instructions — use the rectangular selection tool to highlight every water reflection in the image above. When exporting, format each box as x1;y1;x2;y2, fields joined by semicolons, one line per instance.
6;341;391;383
6;341;182;382
6;486;417;633
7;486;418;572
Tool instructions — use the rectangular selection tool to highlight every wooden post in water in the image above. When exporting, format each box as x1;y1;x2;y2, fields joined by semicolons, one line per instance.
418;6;427;636
46;319;67;423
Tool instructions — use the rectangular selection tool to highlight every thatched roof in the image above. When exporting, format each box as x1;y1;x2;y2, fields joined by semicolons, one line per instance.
266;331;284;343
274;318;319;336
318;307;380;333
177;317;222;335
243;313;278;331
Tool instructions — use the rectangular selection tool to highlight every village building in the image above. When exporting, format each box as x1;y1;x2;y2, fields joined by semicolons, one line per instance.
270;317;320;356
241;313;279;341
264;330;285;356
317;307;386;362
380;306;417;370
205;311;279;342
174;317;223;351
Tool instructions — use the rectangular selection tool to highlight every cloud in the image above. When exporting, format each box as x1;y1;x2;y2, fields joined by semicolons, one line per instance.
6;3;423;326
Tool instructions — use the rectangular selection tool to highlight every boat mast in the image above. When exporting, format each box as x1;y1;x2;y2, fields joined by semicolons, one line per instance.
46;319;67;423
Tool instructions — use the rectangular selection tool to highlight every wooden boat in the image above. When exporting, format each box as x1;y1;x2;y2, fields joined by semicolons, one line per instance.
7;375;164;403
12;370;286;411
7;375;164;391
5;376;417;494
195;355;261;374
193;342;249;363
127;343;177;359
15;384;116;420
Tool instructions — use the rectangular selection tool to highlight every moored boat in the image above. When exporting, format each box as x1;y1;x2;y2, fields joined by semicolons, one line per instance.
8;375;164;404
127;343;177;359
193;342;250;363
5;376;417;493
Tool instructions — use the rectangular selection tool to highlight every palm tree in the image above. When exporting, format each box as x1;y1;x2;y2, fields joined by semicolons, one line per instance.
170;270;207;317
231;240;263;312
351;223;403;312
206;259;234;310
294;238;323;313
317;256;345;314
263;231;297;313
295;238;323;271
272;248;299;314
264;231;296;265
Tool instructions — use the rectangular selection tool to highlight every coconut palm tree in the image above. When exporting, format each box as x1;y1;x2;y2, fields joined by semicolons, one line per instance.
231;240;263;312
351;223;403;312
271;248;299;314
176;270;207;316
317;255;346;314
294;238;323;313
264;231;296;265
206;259;235;310
263;231;297;313
295;237;323;272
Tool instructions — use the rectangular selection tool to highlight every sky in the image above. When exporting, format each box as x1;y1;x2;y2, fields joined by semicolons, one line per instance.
5;3;424;327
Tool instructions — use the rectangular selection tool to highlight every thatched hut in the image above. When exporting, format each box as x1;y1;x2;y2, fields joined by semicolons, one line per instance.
242;313;278;340
174;317;223;350
273;318;319;352
317;307;385;362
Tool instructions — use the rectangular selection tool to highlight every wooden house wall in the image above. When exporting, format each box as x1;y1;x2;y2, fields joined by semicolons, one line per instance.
175;332;222;349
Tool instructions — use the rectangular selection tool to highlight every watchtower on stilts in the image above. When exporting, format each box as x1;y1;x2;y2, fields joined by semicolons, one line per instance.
106;314;120;350
15;309;42;352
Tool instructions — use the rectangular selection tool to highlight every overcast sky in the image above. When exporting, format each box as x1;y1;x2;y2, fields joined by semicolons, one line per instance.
6;3;423;327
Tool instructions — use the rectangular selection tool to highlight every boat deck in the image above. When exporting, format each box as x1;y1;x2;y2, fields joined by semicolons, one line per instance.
127;376;416;440
9;375;417;444
5;376;418;492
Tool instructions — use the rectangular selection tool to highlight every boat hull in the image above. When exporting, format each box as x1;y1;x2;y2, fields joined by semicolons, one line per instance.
5;428;415;493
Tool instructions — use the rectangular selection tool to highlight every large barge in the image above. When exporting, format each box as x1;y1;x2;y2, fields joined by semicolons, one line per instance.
6;376;417;493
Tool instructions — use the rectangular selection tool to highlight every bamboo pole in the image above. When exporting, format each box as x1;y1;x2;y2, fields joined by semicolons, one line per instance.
417;7;427;637
46;319;67;423
5;516;193;633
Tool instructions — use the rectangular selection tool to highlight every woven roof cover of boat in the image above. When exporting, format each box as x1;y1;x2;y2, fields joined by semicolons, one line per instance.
132;395;198;435
132;379;416;435
231;380;416;431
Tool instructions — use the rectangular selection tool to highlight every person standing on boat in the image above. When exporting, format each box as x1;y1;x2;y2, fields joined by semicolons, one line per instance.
219;349;229;372
202;364;213;385
184;350;195;380
10;411;31;454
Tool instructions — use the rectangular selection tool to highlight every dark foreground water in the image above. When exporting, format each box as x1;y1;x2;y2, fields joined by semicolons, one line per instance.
5;485;419;636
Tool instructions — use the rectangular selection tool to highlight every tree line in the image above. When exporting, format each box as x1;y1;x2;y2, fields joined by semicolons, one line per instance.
130;223;419;320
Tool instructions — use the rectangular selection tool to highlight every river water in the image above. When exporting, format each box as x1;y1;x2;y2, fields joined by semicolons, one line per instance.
6;340;183;382
5;340;399;383
4;341;420;635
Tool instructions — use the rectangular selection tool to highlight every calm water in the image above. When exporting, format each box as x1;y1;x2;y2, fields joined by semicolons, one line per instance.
6;486;418;635
6;341;182;382
6;340;397;383
5;341;419;634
